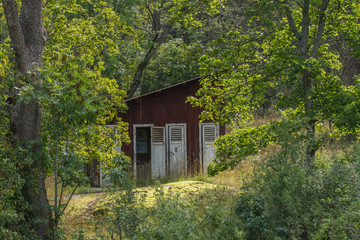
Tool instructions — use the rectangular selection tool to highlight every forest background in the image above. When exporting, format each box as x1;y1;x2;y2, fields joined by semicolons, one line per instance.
1;0;360;239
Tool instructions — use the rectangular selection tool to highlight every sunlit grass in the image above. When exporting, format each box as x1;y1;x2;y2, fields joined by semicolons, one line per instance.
60;192;106;238
45;176;104;208
59;181;222;239
212;160;254;188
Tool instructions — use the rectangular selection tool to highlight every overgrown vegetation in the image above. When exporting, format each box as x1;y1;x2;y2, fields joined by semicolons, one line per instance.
63;178;240;240
2;0;360;239
57;137;360;240
236;138;360;239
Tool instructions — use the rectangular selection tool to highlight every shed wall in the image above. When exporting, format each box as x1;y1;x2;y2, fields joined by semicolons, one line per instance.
120;79;203;174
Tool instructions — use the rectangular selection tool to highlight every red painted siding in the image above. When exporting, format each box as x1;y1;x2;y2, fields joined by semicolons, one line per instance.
118;78;223;175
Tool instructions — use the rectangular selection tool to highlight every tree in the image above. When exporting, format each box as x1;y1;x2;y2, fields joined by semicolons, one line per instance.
139;0;250;94
124;1;172;99
1;0;129;238
189;0;360;174
140;39;202;94
40;0;129;228
1;0;50;237
106;0;224;99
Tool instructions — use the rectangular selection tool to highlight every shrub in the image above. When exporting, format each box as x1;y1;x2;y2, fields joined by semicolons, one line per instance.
235;143;360;239
101;176;144;239
134;188;199;240
134;187;241;240
0;156;36;240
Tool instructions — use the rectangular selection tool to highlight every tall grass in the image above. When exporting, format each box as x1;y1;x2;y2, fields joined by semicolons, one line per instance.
91;183;241;240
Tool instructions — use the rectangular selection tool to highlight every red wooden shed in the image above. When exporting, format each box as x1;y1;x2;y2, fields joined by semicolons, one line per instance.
113;77;224;179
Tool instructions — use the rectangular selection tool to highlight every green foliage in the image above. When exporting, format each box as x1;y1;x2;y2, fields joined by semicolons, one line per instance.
104;178;144;239
1;0;131;235
235;140;360;239
0;157;27;240
40;0;129;173
135;188;200;240
3;0;360;238
93;180;241;240
0;102;36;239
141;39;202;94
0;44;36;239
316;200;360;239
208;122;276;176
104;0;225;95
189;0;360;175
135;187;240;240
235;193;268;240
194;188;241;240
70;228;87;240
36;1;132;229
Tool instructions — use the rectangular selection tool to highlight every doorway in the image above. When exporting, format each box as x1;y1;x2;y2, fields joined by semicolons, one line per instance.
135;127;151;179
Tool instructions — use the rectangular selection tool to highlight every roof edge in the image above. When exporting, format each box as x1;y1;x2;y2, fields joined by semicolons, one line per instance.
125;77;201;102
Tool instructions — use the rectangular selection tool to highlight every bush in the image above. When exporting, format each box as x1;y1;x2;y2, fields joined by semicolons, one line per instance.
135;188;199;240
196;188;242;240
0;156;37;240
235;143;360;239
235;193;269;240
134;187;241;240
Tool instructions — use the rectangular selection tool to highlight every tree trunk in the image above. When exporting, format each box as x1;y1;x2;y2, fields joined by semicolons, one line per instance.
284;0;329;164
2;0;50;238
302;70;316;164
126;24;172;99
299;0;316;164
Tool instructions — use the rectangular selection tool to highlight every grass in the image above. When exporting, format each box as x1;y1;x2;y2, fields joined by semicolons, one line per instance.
60;191;106;238
59;180;226;239
212;159;255;188
54;142;354;239
50;155;254;238
45;176;105;206
55;161;255;239
252;111;281;126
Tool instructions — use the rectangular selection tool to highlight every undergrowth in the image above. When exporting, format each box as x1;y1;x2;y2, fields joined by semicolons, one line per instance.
59;136;360;240
235;142;360;239
67;179;241;240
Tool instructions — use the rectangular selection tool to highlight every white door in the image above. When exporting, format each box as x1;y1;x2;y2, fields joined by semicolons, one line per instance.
167;124;187;178
151;127;166;178
200;123;219;174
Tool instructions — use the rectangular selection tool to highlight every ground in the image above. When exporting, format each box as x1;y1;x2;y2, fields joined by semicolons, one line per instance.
60;180;229;238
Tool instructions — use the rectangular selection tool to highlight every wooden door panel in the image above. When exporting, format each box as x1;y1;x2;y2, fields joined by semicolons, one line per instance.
167;124;186;178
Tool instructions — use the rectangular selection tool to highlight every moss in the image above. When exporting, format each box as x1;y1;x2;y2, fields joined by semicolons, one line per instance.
94;181;218;210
